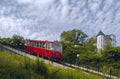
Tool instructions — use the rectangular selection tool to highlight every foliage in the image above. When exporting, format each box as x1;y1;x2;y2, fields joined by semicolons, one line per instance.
60;41;87;64
0;34;25;46
61;29;88;45
11;34;25;46
0;37;12;43
86;36;97;52
101;47;120;68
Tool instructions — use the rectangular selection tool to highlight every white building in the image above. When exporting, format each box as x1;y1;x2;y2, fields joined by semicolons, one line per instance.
96;31;116;52
97;31;105;52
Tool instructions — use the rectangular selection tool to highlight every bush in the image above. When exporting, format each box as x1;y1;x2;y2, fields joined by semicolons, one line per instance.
34;56;49;79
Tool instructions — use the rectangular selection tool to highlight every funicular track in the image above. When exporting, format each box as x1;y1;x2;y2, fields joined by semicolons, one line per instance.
0;43;118;79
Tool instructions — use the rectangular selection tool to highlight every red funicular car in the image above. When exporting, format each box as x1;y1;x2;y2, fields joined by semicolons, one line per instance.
25;40;62;59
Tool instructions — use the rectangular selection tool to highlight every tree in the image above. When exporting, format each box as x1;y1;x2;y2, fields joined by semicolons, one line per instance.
60;41;74;53
60;29;88;45
63;45;81;64
11;34;25;46
86;36;97;52
0;38;12;44
60;41;87;64
102;47;120;62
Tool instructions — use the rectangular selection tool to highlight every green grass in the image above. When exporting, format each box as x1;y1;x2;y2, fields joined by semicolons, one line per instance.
0;51;47;79
0;51;102;79
48;66;102;79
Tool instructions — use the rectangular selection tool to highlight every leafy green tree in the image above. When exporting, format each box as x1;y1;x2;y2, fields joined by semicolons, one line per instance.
64;46;78;63
11;34;25;46
0;38;12;44
86;36;97;52
60;41;75;63
61;41;87;64
61;29;88;45
102;47;120;62
60;41;74;53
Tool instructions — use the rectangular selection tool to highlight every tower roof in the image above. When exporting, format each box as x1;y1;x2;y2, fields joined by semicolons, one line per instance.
97;30;105;36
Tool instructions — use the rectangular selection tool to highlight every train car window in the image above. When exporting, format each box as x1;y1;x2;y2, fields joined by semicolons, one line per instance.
49;43;52;50
35;42;37;47
37;42;45;48
37;42;39;47
39;42;41;47
40;42;42;47
42;42;44;48
38;42;40;47
44;43;47;48
33;42;35;46
31;42;33;46
32;42;35;46
43;42;45;48
34;42;35;46
46;44;47;48
36;42;38;47
38;42;39;47
34;42;36;47
46;43;48;49
33;42;36;46
30;41;32;46
47;43;50;49
41;42;43;48
48;43;51;49
36;42;37;47
45;43;47;48
51;43;62;52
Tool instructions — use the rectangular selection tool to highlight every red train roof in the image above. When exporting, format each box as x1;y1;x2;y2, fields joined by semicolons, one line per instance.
26;39;61;45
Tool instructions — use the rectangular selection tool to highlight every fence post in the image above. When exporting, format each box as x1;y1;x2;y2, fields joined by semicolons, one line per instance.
98;66;99;75
110;68;112;79
0;43;2;51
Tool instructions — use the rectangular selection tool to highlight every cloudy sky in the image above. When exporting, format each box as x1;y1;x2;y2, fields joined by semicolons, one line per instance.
0;0;120;45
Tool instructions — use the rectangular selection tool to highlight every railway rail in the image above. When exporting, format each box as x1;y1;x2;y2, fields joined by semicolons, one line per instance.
0;44;118;79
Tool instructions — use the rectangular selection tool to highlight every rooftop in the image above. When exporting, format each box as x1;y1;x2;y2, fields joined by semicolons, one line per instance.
97;30;105;36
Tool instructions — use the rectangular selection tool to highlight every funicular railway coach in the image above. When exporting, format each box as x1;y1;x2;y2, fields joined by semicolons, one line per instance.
25;40;62;59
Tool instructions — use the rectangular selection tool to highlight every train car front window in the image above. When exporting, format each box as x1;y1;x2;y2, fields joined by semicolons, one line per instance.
51;44;62;52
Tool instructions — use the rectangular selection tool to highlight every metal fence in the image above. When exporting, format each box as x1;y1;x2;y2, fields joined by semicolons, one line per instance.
77;63;120;78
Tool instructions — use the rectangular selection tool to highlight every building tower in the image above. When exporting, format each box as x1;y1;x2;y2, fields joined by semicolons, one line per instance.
97;31;105;52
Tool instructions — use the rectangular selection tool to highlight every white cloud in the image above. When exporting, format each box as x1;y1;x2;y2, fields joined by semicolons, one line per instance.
15;0;34;4
0;0;120;45
60;0;69;6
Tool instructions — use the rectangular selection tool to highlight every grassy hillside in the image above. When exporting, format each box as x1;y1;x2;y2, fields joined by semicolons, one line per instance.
0;51;102;79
